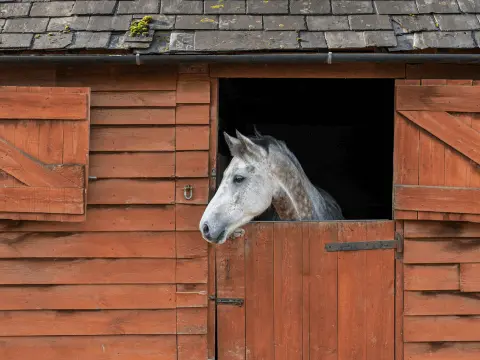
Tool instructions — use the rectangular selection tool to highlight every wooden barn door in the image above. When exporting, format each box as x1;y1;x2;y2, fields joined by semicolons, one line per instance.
215;220;396;360
394;79;480;222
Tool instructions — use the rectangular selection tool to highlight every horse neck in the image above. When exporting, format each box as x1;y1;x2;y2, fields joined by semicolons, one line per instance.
269;152;316;221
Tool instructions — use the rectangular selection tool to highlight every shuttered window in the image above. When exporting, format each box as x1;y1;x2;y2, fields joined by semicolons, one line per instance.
0;86;90;222
394;80;480;222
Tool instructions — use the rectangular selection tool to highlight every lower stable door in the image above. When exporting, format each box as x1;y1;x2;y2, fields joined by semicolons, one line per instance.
214;220;396;360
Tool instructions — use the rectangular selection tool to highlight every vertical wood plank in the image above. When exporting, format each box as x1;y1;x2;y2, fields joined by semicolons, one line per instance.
466;114;480;188
0;122;18;187
394;79;419;189
366;221;395;360
308;222;338;360
303;223;310;360
394;113;419;187
274;222;303;360
216;235;245;360
24;121;39;161
395;222;404;360
418;130;445;186
338;222;367;360
445;113;471;187
209;78;219;198
245;223;274;360
467;82;480;187
38;121;64;165
63;120;89;164
207;77;218;360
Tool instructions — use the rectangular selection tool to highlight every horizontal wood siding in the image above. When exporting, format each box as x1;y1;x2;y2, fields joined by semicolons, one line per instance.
0;64;211;360
403;220;480;359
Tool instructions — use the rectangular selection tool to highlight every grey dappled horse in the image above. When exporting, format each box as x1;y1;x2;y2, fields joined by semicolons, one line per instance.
199;130;344;244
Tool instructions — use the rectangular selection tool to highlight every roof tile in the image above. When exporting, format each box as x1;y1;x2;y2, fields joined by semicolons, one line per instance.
30;2;74;17
175;15;219;30
374;1;418;15
246;0;289;14
325;30;366;47
415;0;460;13
332;1;374;15
0;3;31;19
47;16;89;31
194;30;299;51
87;15;132;31
307;15;349;30
458;0;480;12
290;0;330;15
299;31;327;48
349;14;393;30
391;14;437;34
169;30;194;51
365;30;397;46
69;31;111;48
219;15;263;30
263;15;306;31
117;0;160;15
205;0;246;14
414;31;476;48
0;33;33;49
4;17;49;33
435;14;480;30
72;1;116;15
33;32;73;49
161;0;203;14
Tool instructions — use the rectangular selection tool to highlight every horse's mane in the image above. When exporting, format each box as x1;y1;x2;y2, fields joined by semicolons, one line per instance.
248;127;344;221
248;127;307;178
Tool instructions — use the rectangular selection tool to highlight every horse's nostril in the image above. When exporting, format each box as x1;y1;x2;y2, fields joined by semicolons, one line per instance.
202;223;210;236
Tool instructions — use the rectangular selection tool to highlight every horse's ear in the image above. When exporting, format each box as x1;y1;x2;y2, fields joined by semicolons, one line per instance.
235;130;267;158
224;131;243;157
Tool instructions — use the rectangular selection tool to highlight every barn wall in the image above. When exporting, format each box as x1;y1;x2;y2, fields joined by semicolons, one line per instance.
403;220;480;360
0;64;212;360
0;62;479;360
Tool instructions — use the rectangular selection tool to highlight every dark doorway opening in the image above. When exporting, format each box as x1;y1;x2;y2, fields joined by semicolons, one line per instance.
217;78;395;220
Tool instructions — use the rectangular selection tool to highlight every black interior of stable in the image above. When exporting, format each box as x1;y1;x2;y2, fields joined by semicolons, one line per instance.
217;78;395;220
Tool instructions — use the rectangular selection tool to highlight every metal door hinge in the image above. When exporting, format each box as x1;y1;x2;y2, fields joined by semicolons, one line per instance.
325;240;397;252
395;232;404;253
209;295;244;306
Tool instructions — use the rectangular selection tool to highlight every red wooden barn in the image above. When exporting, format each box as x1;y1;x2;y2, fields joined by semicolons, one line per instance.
0;1;479;360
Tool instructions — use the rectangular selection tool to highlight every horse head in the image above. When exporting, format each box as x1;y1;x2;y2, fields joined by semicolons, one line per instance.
199;129;274;244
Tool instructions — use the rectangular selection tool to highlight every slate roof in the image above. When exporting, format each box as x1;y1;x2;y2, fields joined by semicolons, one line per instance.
1;0;480;53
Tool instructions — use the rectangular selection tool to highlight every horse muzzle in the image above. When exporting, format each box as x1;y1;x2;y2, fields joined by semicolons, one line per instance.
200;220;227;244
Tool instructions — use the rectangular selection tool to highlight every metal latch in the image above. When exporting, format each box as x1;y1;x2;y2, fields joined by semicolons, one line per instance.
325;240;397;252
209;296;244;306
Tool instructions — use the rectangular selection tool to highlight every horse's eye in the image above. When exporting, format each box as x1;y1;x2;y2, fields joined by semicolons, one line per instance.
233;175;245;184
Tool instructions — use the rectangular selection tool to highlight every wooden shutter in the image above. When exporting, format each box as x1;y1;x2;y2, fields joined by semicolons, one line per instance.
394;80;480;222
0;86;90;222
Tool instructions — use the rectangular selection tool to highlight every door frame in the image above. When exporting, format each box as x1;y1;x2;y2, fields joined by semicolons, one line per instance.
206;63;407;360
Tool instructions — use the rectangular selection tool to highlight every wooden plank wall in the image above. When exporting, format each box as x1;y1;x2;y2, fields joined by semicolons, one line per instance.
403;220;480;360
0;64;211;360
